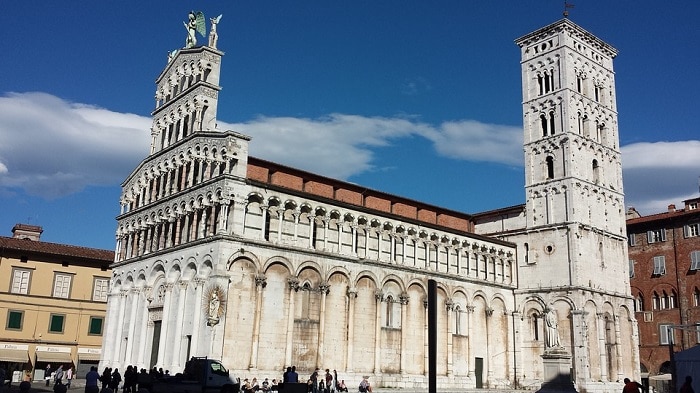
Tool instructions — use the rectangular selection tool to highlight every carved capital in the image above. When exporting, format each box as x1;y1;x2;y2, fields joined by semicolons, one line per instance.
399;293;409;305
445;299;455;311
485;307;494;317
255;274;267;288
346;288;358;299
374;289;384;302
466;305;475;313
288;277;300;292
318;282;331;295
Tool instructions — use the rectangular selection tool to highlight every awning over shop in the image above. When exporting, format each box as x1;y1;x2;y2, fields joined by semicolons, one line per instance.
77;352;101;362
35;351;73;363
0;348;29;363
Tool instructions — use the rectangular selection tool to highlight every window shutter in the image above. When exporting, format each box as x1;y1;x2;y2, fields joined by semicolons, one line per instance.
691;251;700;270
647;231;653;243
629;260;635;278
661;229;667;241
685;225;690;238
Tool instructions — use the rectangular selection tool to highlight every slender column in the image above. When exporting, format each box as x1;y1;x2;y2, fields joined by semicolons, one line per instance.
231;198;247;235
456;247;462;274
218;202;230;234
136;292;150;369
446;299;455;376
485;308;494;385
293;211;300;244
317;282;330;367
190;279;205;357
373;290;383;374
260;205;269;241
364;228;369;258
276;208;284;242
164;170;172;196
467;306;475;377
197;159;204;183
208;205;217;235
337;220;343;253
351;225;357;256
112;290;128;364
346;288;357;372
199;207;208;238
174;216;182;246
308;215;316;248
125;288;141;362
169;281;189;371
401;236;407;264
614;314;624;381
156;283;174;368
103;292;120;366
187;160;195;187
390;234;396;262
145;226;153;254
571;310;591;383
511;311;522;387
322;218;329;251
249;275;267;369
399;293;409;374
596;313;609;381
285;278;300;366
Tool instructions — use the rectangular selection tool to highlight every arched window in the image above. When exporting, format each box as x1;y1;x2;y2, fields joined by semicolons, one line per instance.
694;288;700;307
549;110;556;135
546;156;555;180
635;294;644;312
544;70;551;93
385;295;394;327
592;159;600;184
653;292;660;310
670;290;677;309
454;305;462;335
537;74;544;95
541;114;548;136
577;112;584;135
532;312;540;341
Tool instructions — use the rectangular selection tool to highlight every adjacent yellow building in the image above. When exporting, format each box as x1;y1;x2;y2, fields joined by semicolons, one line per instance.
0;224;113;382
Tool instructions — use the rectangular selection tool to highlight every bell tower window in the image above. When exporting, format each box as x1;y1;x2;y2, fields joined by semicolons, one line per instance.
592;159;600;184
546;156;555;180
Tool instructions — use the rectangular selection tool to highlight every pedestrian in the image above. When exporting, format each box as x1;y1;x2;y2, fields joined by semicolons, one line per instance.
680;376;695;393
622;378;644;393
66;366;74;388
110;369;122;391
0;366;6;393
54;379;67;393
86;366;100;393
46;364;53;386
54;365;64;386
19;380;31;393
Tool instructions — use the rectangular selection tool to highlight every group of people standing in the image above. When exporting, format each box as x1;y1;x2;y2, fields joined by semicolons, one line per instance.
279;367;349;393
44;364;74;389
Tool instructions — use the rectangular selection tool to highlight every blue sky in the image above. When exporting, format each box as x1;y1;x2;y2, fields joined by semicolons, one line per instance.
1;1;699;250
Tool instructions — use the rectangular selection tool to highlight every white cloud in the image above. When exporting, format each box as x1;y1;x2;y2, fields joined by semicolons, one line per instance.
0;92;150;198
621;140;700;215
2;91;697;218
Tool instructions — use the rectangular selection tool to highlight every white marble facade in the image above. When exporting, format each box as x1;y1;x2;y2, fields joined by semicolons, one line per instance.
102;17;639;392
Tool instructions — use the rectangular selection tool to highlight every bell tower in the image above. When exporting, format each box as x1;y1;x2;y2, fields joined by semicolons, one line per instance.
515;18;628;293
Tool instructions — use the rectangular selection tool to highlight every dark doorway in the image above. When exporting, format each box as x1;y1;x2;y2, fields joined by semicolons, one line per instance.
150;321;162;368
475;357;484;388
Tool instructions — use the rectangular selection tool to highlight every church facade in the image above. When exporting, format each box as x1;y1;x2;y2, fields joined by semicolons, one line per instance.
101;16;639;392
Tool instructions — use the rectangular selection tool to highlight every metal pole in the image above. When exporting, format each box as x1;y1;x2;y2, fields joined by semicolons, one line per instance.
428;279;436;393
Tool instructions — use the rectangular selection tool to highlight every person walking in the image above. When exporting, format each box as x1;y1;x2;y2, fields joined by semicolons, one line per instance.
85;366;100;393
54;365;64;386
66;367;73;388
45;364;52;386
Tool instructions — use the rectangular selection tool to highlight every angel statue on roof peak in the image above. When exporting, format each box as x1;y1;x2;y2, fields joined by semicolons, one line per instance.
184;11;206;48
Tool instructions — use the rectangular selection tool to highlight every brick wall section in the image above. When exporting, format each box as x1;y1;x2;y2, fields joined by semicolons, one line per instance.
392;202;417;219
627;198;700;375
418;209;437;223
247;164;269;183
437;214;472;232
247;157;476;233
270;171;304;191
365;196;391;213
335;188;363;205
304;181;334;199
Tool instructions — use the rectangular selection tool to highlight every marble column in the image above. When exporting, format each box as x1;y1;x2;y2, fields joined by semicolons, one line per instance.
156;284;174;368
346;288;357;372
190;279;205;357
125;288;141;363
285;278;300;366
467;306;475;377
317;282;330;367
249;275;267;370
112;290;128;364
399;293;409;374
446;299;455;377
170;281;189;371
374;290;383;374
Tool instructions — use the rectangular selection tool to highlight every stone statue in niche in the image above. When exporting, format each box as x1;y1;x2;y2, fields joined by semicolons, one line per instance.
544;308;562;349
